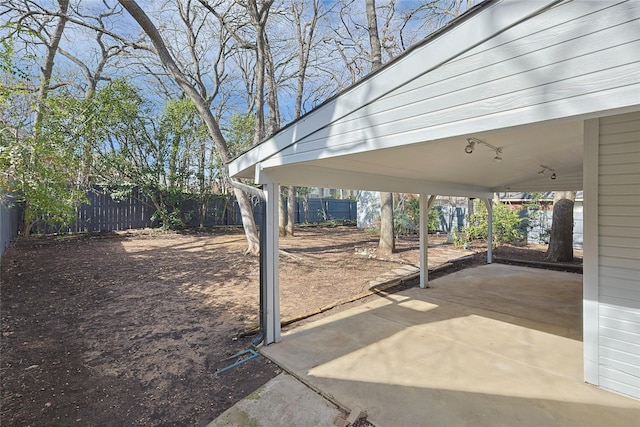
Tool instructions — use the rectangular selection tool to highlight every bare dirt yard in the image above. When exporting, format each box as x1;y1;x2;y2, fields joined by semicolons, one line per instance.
1;226;581;426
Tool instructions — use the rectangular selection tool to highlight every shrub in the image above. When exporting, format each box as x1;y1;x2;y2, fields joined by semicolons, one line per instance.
151;206;192;230
461;200;524;246
394;196;441;236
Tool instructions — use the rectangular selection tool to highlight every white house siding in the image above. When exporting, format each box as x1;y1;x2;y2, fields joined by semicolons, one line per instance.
267;0;640;167
597;112;640;399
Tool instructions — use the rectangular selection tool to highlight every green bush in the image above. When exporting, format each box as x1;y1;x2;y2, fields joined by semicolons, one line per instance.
428;205;441;232
394;208;415;236
150;205;192;230
461;200;524;246
394;196;441;236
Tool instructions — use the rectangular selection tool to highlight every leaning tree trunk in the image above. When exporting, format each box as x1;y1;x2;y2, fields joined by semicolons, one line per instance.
232;186;260;254
545;193;575;262
119;0;260;254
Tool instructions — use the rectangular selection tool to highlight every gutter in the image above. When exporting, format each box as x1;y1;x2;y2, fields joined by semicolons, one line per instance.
228;179;267;347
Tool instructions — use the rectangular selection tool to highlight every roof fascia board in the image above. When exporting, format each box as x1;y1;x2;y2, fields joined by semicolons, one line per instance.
229;0;562;178
254;163;494;199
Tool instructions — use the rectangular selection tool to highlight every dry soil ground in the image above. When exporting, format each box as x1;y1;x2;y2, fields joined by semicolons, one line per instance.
0;226;581;426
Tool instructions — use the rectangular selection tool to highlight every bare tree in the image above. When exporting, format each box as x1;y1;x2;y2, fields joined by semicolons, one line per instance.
60;5;128;184
275;0;325;236
325;0;479;255
241;0;289;235
238;0;274;142
366;0;382;69
199;0;287;235
22;0;70;132
365;0;395;256
397;0;477;50
173;0;226;226
118;0;260;255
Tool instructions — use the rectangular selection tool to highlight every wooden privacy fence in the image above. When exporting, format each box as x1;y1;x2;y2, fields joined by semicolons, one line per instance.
30;188;357;235
75;189;156;232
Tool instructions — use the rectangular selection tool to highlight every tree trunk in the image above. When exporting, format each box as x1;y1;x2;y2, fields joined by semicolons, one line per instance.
34;0;69;132
365;0;382;70
233;186;260;255
378;191;395;256
545;191;576;262
286;185;295;236
198;132;206;228
366;0;394;255
24;0;69;238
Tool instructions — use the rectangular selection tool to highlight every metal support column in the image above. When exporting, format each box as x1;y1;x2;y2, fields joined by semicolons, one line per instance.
262;181;281;344
419;194;429;288
419;195;438;288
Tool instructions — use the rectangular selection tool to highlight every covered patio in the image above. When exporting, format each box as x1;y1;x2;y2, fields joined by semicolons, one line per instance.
228;0;640;400
261;264;640;426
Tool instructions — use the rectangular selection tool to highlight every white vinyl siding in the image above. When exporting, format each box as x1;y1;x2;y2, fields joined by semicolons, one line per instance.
266;0;640;167
598;111;640;399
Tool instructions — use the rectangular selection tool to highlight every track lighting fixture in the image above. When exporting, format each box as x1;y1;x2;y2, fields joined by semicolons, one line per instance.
538;165;557;180
493;149;503;163
464;138;502;162
464;139;476;154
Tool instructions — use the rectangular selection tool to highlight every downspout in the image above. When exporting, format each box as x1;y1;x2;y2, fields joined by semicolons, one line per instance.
229;178;267;347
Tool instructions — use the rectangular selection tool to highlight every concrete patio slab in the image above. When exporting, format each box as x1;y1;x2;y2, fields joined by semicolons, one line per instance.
262;264;640;427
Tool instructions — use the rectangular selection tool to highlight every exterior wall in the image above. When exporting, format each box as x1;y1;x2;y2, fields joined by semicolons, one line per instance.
586;112;640;399
357;191;380;228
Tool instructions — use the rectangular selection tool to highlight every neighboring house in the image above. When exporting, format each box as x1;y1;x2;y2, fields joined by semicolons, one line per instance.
229;0;640;400
501;191;584;247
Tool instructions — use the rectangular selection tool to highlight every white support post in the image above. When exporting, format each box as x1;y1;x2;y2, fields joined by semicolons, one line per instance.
262;181;281;344
419;194;429;288
583;118;600;385
485;198;493;264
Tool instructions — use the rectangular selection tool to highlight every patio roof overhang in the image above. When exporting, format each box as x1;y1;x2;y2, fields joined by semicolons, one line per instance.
236;116;590;198
226;0;640;352
229;0;639;197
